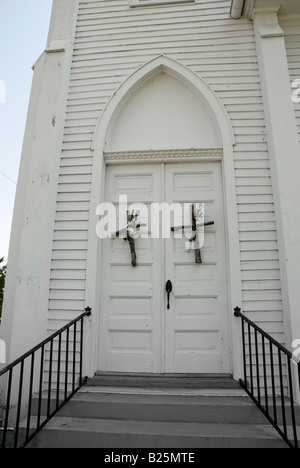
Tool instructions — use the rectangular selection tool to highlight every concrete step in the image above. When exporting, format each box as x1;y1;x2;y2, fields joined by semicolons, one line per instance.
32;392;269;425
26;376;299;448
26;416;288;448
88;373;240;390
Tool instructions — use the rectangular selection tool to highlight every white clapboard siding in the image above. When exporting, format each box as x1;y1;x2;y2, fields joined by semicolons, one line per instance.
48;0;285;376
280;17;300;146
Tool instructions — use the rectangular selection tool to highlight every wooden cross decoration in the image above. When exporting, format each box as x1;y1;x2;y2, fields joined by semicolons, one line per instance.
111;211;146;267
171;204;214;264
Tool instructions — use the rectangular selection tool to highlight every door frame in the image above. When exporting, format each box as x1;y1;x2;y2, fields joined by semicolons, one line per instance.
98;160;231;375
83;56;243;380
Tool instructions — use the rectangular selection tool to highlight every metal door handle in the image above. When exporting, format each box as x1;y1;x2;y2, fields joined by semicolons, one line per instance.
166;280;173;310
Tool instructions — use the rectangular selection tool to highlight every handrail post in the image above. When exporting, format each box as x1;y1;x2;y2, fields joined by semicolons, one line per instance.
297;361;300;406
234;306;247;386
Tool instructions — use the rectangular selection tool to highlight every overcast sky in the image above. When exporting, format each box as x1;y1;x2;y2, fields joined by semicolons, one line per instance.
0;0;53;260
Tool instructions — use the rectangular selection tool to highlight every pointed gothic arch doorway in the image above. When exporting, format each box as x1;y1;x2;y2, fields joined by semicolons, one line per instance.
85;56;243;379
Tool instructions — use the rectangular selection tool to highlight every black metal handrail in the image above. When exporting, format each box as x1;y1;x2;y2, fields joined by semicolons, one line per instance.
234;307;300;449
0;307;91;449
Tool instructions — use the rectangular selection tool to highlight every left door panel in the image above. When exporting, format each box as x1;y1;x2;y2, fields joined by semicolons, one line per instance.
98;164;163;373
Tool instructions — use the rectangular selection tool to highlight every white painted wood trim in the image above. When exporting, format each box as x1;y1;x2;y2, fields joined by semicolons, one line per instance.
104;148;223;164
86;55;243;379
253;9;300;360
45;39;70;53
250;5;281;21
92;55;236;151
250;6;284;37
243;0;255;19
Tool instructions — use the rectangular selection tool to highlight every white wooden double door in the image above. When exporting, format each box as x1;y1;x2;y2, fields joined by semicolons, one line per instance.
99;162;231;374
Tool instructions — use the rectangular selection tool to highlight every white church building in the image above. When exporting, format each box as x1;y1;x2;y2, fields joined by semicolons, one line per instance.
1;0;300;448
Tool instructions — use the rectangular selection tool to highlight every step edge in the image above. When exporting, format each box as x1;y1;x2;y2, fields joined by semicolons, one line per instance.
22;417;292;441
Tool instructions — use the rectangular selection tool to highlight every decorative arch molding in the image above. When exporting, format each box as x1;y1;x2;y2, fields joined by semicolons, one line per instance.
92;55;236;151
85;55;243;381
104;148;224;164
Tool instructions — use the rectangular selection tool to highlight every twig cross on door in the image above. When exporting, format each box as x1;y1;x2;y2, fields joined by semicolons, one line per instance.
111;211;146;267
171;203;214;264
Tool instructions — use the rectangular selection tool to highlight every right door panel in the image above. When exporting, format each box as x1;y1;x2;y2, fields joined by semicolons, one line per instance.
164;162;231;374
